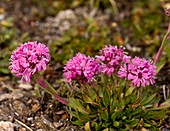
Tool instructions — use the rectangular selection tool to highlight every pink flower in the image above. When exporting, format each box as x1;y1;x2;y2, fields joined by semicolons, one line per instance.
63;53;100;83
118;57;156;87
9;41;50;82
96;45;130;76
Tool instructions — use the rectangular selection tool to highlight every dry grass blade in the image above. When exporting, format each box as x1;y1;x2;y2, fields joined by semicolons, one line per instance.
162;85;167;100
109;0;118;15
14;119;33;131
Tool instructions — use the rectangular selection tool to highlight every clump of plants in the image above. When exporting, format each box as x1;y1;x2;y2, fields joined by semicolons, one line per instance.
63;45;169;130
9;8;170;131
9;42;170;130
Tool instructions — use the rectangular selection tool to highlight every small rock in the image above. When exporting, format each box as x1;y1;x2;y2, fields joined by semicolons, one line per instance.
36;129;43;131
34;116;57;131
0;105;11;121
31;104;41;113
12;100;29;116
0;121;14;131
0;92;23;102
19;127;27;131
53;121;63;129
61;113;67;120
55;110;65;115
27;117;33;121
18;83;33;90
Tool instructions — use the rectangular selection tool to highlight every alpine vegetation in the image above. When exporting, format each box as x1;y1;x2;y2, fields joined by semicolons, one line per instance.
10;42;170;130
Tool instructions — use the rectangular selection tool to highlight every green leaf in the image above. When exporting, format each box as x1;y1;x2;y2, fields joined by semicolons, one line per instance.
108;128;115;131
125;96;131;105
96;121;103;130
141;93;156;106
66;107;75;117
101;109;109;121
125;119;139;128
103;128;109;131
77;109;91;121
120;126;131;131
102;122;112;128
0;68;10;74
131;95;139;104
141;109;150;118
34;84;41;98
125;86;135;97
84;121;91;131
131;107;143;117
117;84;125;99
143;123;151;127
110;100;118;110
111;113;117;121
156;61;165;74
71;120;84;126
103;87;110;106
125;105;132;116
58;35;71;44
68;98;89;114
91;121;97;129
113;121;119;127
152;99;170;110
122;116;127;120
82;94;93;103
120;99;126;109
116;109;123;119
67;108;87;120
86;85;97;101
146;110;167;119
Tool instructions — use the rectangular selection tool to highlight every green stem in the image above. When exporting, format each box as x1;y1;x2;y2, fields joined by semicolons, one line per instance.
109;0;118;15
33;73;68;105
154;21;170;64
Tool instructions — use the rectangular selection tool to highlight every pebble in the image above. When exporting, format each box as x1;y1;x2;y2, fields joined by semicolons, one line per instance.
0;121;14;131
12;100;30;116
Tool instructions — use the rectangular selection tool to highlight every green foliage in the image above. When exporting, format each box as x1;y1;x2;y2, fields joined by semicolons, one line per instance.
2;0;169;75
119;0;166;58
0;18;29;75
46;0;169;67
67;76;170;130
49;19;111;65
31;0;85;19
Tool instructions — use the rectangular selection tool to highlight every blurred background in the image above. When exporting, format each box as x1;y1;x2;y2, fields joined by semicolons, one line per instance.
0;0;170;77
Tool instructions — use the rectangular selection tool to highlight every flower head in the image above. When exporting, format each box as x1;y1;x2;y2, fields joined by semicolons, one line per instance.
9;41;50;82
96;45;130;76
63;53;100;83
118;57;156;87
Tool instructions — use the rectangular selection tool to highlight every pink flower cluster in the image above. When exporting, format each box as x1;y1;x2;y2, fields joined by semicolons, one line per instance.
63;45;156;87
10;42;156;88
63;53;100;83
118;57;156;87
10;41;50;82
96;45;130;76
